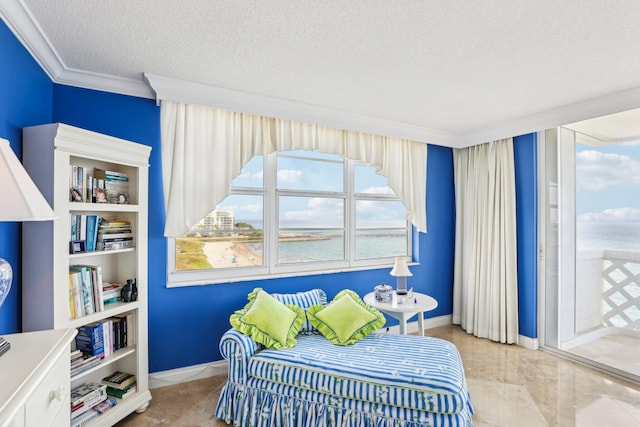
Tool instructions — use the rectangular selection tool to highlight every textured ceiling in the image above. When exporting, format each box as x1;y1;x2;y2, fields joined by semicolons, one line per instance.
5;0;640;145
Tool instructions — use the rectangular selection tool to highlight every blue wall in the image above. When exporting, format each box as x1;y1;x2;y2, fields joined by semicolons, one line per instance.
0;19;539;372
49;85;458;372
0;20;52;334
514;133;538;338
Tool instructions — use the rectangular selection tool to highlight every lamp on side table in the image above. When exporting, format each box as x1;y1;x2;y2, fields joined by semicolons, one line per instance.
390;256;412;295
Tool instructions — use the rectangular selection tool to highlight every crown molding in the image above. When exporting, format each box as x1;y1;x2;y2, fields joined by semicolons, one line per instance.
56;67;154;99
0;1;153;99
461;87;640;147
4;1;640;149
144;73;459;147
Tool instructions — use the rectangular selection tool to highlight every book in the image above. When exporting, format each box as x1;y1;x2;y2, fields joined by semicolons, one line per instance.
102;371;136;389
69;271;84;317
93;397;117;414
101;239;134;251
85;215;100;252
68;274;76;319
76;322;104;359
113;313;128;348
70;354;102;377
106;383;137;399
70;382;107;407
69;266;94;315
75;265;104;312
101;319;112;357
70;409;98;427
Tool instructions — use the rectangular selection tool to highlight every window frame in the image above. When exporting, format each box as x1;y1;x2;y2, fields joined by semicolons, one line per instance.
167;151;413;287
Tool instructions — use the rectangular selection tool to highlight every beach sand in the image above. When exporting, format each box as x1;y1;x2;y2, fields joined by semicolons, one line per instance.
202;240;262;268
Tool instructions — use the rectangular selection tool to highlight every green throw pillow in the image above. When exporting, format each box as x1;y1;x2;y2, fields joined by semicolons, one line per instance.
307;289;385;345
230;288;305;349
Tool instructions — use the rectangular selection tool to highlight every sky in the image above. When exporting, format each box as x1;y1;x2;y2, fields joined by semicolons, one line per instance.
212;138;640;228
576;141;640;222
217;151;406;229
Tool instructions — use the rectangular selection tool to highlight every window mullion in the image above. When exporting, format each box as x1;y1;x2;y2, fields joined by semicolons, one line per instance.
265;152;278;271
346;158;356;265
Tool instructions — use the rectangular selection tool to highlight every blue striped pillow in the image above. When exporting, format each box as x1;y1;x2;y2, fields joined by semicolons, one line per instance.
271;289;327;334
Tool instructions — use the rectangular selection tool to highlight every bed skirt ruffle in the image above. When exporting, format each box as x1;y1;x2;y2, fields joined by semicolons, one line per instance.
215;381;474;427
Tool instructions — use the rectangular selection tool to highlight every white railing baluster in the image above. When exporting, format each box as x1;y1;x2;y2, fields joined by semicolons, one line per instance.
600;251;640;331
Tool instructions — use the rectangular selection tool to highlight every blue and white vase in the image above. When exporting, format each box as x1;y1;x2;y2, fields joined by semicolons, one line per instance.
374;283;393;303
0;258;12;308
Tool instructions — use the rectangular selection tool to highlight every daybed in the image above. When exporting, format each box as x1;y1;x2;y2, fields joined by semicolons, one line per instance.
215;289;475;427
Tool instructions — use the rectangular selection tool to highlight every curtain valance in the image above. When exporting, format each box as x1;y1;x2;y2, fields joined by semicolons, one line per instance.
161;101;427;237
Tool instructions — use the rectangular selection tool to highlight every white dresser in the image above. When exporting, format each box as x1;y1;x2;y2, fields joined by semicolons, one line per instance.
0;329;76;427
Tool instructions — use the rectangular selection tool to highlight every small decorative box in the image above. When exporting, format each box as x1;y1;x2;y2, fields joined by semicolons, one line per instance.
374;283;393;303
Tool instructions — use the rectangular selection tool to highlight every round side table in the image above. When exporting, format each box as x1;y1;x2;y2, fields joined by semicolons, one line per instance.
364;291;438;336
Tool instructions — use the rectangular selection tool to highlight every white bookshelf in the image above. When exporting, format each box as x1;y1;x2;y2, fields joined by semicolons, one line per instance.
21;123;152;426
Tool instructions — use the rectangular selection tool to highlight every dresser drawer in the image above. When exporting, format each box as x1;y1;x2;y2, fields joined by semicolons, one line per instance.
24;354;69;427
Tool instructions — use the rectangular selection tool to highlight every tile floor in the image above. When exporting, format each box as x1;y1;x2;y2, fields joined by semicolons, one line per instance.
568;333;640;379
116;325;640;426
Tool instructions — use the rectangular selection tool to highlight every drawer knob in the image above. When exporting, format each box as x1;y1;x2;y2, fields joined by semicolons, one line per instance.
50;386;65;402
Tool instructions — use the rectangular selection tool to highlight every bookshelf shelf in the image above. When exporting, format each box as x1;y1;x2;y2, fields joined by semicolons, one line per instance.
68;247;136;260
22;123;152;426
71;345;137;382
69;203;139;213
68;301;140;329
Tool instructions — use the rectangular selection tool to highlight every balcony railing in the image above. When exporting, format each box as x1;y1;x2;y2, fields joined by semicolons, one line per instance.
577;250;640;333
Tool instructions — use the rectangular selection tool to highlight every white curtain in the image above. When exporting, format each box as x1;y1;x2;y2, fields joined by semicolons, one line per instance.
161;100;427;237
452;138;519;344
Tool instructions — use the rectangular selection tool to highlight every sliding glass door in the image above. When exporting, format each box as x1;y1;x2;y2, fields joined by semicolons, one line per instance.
540;121;640;382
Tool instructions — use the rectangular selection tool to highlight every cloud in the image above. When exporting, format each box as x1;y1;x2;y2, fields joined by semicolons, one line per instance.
360;186;394;195
234;170;263;184
218;203;263;217
576;150;640;191
282;198;343;226
277;169;303;184
356;200;407;228
577;207;640;222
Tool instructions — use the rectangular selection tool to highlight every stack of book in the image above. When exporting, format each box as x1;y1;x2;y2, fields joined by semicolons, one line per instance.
94;169;129;204
70;349;101;377
76;322;105;360
97;218;133;251
102;371;137;399
70;382;107;426
102;282;123;306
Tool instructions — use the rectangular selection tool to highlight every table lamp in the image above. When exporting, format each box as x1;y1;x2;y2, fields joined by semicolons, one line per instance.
0;138;56;356
390;256;412;295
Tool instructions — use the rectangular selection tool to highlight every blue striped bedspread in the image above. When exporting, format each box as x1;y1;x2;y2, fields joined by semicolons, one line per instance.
247;332;472;415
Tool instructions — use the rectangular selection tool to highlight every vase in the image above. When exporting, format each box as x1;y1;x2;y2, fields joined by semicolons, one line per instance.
0;258;12;308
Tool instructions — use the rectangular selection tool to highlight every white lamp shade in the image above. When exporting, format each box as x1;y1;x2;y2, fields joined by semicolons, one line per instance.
0;138;56;221
390;256;412;277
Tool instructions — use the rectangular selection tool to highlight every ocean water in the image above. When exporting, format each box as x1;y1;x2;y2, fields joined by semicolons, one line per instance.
577;221;640;252
278;229;407;262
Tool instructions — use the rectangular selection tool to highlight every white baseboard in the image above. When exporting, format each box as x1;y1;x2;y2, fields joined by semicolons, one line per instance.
518;334;539;350
149;360;227;389
382;314;452;335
